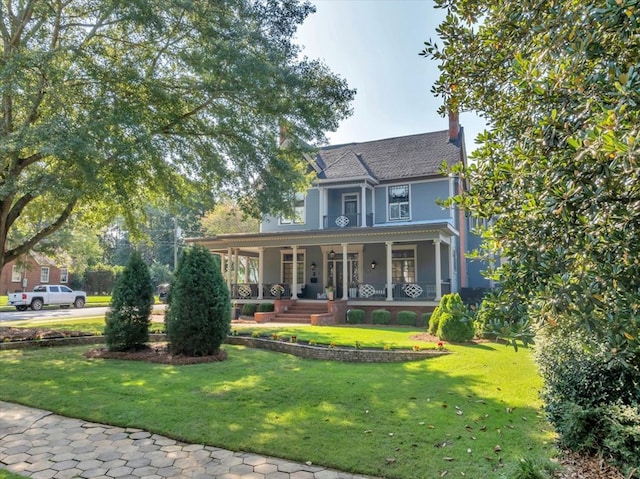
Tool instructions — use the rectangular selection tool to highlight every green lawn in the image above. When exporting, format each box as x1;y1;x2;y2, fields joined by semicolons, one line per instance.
0;325;557;478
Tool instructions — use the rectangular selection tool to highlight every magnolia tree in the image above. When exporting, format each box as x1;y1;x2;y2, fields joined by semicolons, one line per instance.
0;0;354;268
423;0;640;469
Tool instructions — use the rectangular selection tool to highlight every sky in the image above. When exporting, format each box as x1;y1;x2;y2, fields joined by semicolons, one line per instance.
294;0;485;153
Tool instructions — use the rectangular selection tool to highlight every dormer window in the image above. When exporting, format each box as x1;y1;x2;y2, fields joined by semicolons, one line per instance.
280;192;305;225
388;184;410;221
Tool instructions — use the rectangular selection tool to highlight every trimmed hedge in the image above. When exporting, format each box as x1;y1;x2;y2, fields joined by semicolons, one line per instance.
396;310;417;326
241;303;258;316
257;303;274;312
346;309;365;324
372;309;391;325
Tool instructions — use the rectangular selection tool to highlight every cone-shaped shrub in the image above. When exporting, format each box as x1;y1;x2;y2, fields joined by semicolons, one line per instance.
104;251;154;351
435;293;474;342
166;245;230;356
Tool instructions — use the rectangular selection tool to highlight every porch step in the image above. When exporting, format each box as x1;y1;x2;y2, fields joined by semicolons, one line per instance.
273;301;329;323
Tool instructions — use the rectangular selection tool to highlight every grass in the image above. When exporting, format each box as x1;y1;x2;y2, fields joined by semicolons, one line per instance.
0;324;558;479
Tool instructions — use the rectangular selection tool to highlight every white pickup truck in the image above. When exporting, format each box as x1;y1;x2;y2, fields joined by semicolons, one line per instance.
8;285;87;311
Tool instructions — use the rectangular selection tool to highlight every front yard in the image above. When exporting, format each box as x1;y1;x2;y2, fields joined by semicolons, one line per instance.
0;324;556;478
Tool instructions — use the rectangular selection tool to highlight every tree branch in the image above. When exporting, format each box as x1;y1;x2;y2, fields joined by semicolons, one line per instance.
6;192;35;230
4;198;78;264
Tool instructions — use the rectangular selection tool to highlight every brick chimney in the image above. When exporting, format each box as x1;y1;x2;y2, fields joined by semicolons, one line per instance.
448;110;460;141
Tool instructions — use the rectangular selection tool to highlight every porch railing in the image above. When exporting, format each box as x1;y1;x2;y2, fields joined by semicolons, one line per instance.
229;281;450;301
323;213;373;229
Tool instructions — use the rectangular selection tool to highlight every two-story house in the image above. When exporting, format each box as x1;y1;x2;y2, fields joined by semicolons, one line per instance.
194;114;484;322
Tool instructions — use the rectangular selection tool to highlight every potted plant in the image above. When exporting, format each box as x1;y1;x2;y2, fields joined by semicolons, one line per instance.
325;284;335;301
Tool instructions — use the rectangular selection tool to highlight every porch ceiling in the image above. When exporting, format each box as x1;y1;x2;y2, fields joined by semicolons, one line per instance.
188;221;457;252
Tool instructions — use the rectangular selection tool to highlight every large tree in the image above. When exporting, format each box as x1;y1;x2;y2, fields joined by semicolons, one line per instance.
423;0;639;367
424;1;640;470
0;0;354;269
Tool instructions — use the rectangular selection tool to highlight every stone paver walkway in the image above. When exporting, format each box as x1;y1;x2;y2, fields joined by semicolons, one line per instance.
0;401;377;479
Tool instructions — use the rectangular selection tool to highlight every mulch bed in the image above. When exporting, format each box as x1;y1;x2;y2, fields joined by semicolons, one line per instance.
83;342;226;365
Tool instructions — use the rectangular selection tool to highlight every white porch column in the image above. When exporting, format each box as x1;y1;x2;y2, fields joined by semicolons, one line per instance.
341;242;349;300
361;184;367;227
233;249;239;286
292;245;299;299
258;247;264;299
385;241;393;301
244;256;250;283
319;187;325;230
434;239;442;300
449;244;455;293
226;248;232;290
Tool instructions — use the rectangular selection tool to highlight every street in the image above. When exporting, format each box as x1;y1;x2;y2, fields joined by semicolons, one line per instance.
0;305;166;323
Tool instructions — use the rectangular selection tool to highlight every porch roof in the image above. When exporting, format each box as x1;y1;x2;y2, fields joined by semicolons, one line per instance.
189;221;458;252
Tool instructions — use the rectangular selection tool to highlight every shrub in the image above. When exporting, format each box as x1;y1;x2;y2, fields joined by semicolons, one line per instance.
257;303;274;312
165;245;230;356
420;312;431;327
396;310;417;326
242;304;258;316
104;251;154;352
346;309;365;324
428;298;446;334
371;309;391;325
434;293;473;342
537;334;640;475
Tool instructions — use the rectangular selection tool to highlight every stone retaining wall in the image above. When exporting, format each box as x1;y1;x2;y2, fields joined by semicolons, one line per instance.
225;336;448;362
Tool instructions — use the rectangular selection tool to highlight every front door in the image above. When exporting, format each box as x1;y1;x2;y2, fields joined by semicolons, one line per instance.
327;252;359;297
343;194;359;226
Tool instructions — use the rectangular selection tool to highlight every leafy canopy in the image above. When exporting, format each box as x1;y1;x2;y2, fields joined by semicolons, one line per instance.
422;0;640;365
0;0;354;268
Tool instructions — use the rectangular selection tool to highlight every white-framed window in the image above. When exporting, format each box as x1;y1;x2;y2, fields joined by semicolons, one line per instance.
391;246;416;283
280;192;306;225
40;267;50;283
388;184;410;221
60;268;68;283
11;265;22;282
281;250;306;285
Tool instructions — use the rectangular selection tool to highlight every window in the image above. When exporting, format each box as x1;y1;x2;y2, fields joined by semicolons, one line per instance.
392;248;416;283
60;286;72;293
40;267;50;283
280;192;305;225
60;268;68;283
388;185;410;221
49;286;60;293
282;252;305;285
11;265;22;282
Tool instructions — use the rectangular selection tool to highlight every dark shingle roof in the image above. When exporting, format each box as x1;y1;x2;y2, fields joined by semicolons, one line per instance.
316;129;463;182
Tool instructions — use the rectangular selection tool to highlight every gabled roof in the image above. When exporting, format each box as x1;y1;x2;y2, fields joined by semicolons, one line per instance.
315;129;463;182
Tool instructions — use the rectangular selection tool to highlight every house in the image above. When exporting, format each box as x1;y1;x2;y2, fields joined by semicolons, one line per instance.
0;251;71;295
193;114;488;323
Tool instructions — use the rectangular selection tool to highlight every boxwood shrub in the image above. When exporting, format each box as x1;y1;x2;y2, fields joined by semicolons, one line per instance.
396;310;417;326
257;303;274;312
241;303;258;316
371;309;391;325
346;309;365;324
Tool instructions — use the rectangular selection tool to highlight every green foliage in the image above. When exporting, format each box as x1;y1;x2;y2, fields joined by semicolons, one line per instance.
420;312;431;328
242;304;259;316
0;0;354;270
165;246;230;356
512;457;559;479
426;3;639;464
536;332;640;475
428;303;443;335
257;303;274;313
346;309;365;324
104;251;154;351
434;294;474;342
371;309;391;325
396;310;417;326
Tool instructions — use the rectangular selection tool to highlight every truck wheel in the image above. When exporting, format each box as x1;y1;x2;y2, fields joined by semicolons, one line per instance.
16;305;28;311
31;299;44;311
74;297;85;308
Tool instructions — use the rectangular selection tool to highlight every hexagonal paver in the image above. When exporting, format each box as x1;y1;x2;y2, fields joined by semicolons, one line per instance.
104;465;132;478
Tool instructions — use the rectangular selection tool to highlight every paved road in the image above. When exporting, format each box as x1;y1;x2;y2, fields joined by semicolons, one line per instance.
0;305;167;323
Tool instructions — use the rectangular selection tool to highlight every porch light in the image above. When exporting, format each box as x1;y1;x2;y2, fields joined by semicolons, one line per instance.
329;250;335;259
310;262;316;271
371;260;377;270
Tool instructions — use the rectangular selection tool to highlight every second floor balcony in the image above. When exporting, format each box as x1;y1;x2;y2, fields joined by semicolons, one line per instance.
323;213;373;229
